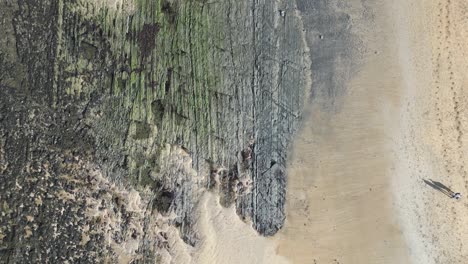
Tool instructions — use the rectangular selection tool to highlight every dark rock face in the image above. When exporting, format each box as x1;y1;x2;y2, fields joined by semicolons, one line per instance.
0;0;311;262
220;0;311;236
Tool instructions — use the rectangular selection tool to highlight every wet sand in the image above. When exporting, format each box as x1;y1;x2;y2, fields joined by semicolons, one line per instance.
276;0;411;262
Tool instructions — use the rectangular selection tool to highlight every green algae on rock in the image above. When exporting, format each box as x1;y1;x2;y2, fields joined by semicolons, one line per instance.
0;0;310;262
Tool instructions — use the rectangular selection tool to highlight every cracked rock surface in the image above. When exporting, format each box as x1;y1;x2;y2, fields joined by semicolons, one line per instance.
0;0;309;262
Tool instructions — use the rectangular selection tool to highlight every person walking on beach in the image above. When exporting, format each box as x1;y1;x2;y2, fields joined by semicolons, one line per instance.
452;192;462;200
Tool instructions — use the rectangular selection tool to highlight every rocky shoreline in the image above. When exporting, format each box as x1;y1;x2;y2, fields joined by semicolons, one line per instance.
0;0;309;262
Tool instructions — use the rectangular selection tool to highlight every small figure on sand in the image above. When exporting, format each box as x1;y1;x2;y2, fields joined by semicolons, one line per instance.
423;179;461;201
452;192;462;200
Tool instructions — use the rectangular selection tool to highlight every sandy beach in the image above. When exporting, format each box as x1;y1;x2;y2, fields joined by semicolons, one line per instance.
191;0;468;263
391;0;468;263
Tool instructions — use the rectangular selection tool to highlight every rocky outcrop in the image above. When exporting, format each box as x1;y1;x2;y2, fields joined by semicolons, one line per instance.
0;0;310;262
226;0;310;235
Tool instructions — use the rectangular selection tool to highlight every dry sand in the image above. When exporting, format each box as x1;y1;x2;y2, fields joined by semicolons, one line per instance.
391;0;468;263
190;0;468;263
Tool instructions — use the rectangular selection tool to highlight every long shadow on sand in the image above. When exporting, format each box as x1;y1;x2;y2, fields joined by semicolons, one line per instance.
423;179;454;198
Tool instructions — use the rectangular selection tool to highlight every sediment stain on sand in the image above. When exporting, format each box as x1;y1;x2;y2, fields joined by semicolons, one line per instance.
276;0;411;263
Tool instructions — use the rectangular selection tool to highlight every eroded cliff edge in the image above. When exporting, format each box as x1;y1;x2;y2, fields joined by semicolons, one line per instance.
0;0;310;262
